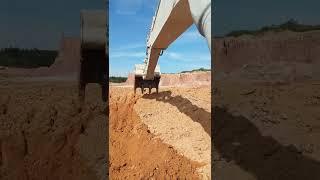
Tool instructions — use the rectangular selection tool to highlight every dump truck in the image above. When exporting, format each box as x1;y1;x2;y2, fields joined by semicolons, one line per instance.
79;10;107;102
133;0;212;94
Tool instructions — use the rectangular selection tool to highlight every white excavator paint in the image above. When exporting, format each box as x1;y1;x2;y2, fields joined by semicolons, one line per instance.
133;0;212;94
79;10;108;102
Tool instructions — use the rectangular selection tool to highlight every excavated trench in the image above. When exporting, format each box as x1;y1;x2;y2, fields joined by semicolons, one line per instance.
0;76;209;179
109;88;202;179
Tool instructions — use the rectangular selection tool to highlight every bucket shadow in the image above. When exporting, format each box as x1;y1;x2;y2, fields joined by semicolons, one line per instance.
142;91;211;137
213;106;320;180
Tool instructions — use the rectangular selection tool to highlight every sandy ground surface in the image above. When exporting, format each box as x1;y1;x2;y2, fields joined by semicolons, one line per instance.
109;86;211;179
0;71;211;179
134;87;211;179
0;76;107;180
213;80;320;180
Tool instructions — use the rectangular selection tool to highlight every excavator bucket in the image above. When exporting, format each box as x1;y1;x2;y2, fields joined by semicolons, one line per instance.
79;10;107;103
134;64;161;94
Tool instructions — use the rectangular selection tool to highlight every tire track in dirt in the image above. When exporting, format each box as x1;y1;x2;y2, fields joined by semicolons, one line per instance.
109;88;202;179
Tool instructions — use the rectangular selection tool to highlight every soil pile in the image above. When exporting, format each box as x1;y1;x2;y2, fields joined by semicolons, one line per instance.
213;30;320;179
214;30;320;81
0;80;107;180
213;81;320;180
33;36;80;77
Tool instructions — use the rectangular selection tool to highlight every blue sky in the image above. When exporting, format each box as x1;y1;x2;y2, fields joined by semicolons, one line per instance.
2;0;319;75
214;0;320;36
109;0;211;76
0;0;104;50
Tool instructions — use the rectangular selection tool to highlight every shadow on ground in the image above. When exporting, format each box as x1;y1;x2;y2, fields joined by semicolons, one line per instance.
213;106;320;180
142;91;211;137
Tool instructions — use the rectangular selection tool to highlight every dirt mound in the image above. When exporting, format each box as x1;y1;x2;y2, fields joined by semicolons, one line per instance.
125;71;211;87
0;81;107;179
213;81;320;179
32;36;80;77
214;30;320;81
109;87;202;179
125;73;135;85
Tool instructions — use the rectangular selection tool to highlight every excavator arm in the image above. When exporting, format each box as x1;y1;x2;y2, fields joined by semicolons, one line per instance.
144;0;211;80
134;0;211;93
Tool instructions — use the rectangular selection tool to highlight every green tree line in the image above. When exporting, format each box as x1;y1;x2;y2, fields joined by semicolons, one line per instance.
181;67;211;73
0;48;57;68
226;19;320;37
109;76;127;83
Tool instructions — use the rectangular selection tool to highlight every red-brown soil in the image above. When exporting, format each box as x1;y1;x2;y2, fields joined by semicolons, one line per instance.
109;87;202;179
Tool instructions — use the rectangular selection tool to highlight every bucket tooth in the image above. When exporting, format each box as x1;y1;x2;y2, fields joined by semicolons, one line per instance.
134;76;160;94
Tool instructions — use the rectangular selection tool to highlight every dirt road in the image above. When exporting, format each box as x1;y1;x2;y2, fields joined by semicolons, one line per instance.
109;86;211;179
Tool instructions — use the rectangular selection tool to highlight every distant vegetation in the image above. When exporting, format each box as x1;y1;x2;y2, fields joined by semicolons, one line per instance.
181;67;211;73
110;76;127;83
225;19;320;37
0;48;57;68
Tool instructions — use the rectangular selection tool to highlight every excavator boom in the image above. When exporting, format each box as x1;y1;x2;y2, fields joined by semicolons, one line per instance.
144;0;193;80
134;0;211;93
